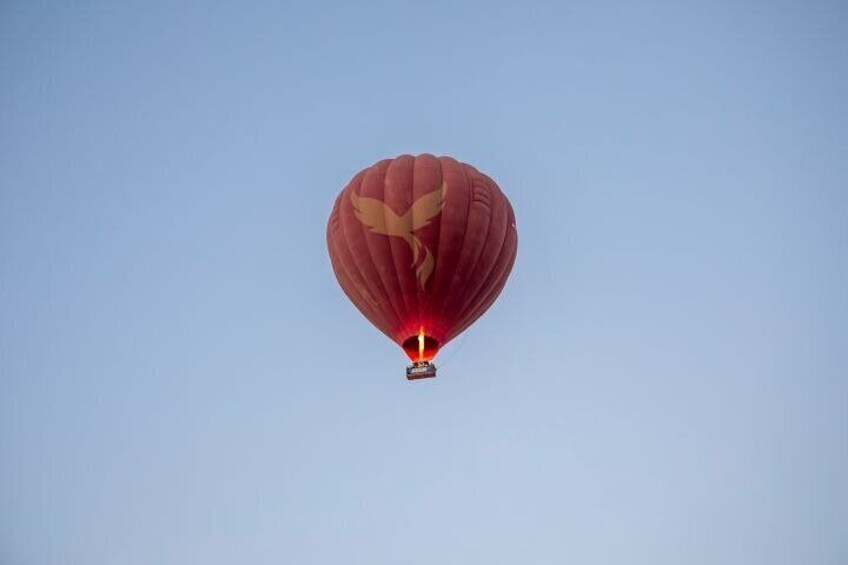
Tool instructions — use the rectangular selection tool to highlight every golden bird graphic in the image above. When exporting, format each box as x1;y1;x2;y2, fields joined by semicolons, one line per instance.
350;182;448;290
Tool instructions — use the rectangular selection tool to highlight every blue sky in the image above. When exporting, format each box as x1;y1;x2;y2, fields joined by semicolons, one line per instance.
2;1;846;563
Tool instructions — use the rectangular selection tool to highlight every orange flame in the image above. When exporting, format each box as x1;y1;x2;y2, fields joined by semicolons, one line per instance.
418;327;425;362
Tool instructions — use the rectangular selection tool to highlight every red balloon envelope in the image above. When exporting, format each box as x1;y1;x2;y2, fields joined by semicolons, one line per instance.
326;154;518;379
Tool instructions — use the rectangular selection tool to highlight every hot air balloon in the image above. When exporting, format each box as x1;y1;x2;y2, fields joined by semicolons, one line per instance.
326;154;517;380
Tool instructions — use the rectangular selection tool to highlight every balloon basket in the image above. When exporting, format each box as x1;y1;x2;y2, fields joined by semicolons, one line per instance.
406;361;437;380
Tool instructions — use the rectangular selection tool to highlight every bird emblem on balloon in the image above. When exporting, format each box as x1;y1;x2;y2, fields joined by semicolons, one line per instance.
350;182;448;290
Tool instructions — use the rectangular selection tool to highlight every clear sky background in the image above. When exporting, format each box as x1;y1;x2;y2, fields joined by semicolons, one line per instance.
2;1;846;564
